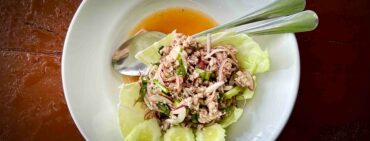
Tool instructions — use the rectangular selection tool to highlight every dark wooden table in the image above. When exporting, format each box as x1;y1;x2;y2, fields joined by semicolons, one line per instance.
1;0;369;140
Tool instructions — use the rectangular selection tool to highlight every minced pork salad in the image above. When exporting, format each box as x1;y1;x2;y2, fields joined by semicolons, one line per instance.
118;31;270;141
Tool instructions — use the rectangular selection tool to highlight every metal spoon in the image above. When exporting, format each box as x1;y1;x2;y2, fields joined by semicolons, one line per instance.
112;31;166;76
112;0;316;76
193;0;306;37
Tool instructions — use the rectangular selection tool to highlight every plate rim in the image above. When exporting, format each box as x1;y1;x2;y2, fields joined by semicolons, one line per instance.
62;0;300;140
270;34;300;140
62;0;89;139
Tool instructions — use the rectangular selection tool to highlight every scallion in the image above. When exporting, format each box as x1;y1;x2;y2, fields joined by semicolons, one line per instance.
224;86;244;99
176;58;187;76
153;79;169;94
157;102;170;116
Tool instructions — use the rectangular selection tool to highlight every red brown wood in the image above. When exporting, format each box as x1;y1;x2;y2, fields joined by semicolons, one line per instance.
0;0;83;140
278;0;370;140
1;0;369;140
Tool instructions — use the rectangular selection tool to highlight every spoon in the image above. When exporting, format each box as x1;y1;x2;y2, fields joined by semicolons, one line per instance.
113;0;317;76
112;10;318;76
112;31;166;76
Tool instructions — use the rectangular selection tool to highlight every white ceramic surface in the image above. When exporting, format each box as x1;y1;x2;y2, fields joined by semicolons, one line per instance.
62;0;300;141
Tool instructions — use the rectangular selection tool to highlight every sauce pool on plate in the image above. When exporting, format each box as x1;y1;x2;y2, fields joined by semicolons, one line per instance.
130;7;218;35
123;7;218;83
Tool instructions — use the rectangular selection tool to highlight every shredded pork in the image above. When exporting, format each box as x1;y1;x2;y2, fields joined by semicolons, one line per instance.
140;33;254;130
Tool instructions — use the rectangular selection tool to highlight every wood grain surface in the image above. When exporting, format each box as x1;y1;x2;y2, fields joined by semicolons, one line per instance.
0;0;369;140
0;0;84;140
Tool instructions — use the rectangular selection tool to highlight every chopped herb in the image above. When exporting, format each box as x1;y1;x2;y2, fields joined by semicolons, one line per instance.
195;68;205;73
140;77;148;97
174;98;181;106
159;113;168;118
201;71;212;80
176;58;187;76
218;93;224;102
153;79;169;94
195;68;212;80
157;102;170;116
175;47;186;76
158;46;164;55
159;92;169;97
191;114;199;123
224;86;244;99
135;76;148;104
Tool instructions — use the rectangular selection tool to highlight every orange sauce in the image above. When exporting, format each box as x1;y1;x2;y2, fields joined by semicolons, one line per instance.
130;7;218;35
123;7;218;83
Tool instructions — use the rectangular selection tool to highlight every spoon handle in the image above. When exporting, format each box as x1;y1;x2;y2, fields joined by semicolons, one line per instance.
239;10;318;35
193;0;306;37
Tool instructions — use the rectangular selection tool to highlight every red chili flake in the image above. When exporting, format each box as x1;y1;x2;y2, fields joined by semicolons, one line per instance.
198;60;206;69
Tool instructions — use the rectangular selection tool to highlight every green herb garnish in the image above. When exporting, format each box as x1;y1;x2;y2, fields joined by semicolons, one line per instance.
176;58;187;76
157;102;170;116
195;68;212;80
158;46;164;55
153;79;169;94
174;99;181;106
135;76;148;105
191;114;199;123
224;86;244;99
218;93;224;102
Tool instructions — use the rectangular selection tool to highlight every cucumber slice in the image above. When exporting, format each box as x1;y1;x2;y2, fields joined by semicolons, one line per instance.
118;83;145;136
164;126;195;141
196;124;225;141
219;107;243;128
135;31;176;65
124;119;161;141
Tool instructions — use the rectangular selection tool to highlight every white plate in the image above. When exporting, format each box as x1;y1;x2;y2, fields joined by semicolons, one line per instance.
62;0;299;140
